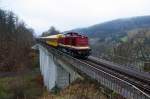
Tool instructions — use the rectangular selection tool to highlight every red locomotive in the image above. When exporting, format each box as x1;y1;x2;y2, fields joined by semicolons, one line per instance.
38;32;91;58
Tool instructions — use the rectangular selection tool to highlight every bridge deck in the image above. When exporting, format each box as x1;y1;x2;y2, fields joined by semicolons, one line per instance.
33;43;150;99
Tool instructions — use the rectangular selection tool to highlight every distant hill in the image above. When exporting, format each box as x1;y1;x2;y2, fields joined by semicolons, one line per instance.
71;16;150;40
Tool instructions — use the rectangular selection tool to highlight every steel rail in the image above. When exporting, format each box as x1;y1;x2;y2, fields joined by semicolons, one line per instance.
88;56;150;84
83;59;150;95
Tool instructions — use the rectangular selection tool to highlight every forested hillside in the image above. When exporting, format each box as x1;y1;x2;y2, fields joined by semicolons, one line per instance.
72;16;150;40
0;9;34;71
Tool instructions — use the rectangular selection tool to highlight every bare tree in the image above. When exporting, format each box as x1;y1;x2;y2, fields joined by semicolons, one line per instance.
41;26;60;37
0;9;34;71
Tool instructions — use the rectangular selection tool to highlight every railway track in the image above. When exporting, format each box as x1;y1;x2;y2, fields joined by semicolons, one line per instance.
82;57;150;95
89;56;150;83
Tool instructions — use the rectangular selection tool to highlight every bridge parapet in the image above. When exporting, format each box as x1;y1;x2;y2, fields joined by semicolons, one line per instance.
34;44;150;99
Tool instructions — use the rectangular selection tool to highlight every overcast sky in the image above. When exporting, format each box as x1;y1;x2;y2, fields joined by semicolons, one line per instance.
1;0;150;34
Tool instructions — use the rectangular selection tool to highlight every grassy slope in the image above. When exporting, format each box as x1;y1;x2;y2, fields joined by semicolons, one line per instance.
39;79;108;99
0;68;45;99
